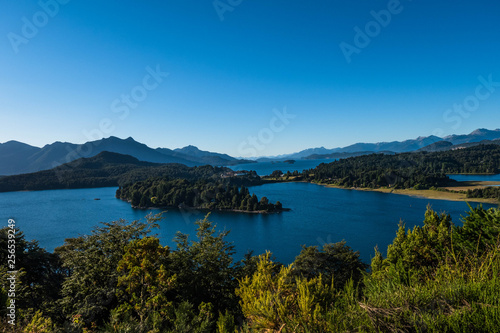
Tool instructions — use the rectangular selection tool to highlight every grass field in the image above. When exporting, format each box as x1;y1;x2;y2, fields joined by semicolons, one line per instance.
325;181;500;204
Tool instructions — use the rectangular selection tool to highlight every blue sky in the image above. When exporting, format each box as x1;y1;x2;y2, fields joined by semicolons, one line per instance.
1;0;500;157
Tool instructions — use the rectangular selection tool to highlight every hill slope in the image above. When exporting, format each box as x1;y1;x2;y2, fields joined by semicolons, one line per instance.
0;151;231;192
0;137;252;176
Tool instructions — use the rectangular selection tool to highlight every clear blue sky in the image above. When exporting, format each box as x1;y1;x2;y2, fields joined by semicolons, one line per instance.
1;0;500;157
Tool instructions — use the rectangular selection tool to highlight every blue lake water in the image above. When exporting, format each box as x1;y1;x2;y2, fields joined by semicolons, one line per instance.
230;159;333;176
448;174;500;182
1;183;495;265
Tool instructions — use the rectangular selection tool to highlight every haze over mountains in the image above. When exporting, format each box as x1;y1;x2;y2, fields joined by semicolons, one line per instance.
0;137;252;176
261;128;500;161
1;128;500;176
0;151;237;192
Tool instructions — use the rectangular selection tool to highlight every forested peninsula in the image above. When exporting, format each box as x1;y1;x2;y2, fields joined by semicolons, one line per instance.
293;144;500;202
301;144;500;188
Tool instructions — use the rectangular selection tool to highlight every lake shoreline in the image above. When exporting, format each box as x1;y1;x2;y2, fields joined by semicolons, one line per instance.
321;183;500;204
124;199;291;214
260;176;500;204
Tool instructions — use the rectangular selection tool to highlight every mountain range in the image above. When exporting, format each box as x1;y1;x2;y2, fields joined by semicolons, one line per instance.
1;128;500;176
0;151;238;192
0;137;252;176
260;128;500;161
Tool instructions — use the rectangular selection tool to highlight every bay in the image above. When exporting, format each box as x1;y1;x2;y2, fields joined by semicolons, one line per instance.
0;183;495;265
230;159;333;176
448;174;500;182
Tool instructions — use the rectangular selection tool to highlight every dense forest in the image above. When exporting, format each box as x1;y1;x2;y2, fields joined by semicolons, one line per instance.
467;186;500;200
0;152;265;193
1;205;499;332
116;177;284;212
4;145;500;197
302;144;500;189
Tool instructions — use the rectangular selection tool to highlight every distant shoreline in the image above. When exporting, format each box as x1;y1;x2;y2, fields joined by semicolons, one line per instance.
322;182;500;204
130;205;291;214
121;198;291;214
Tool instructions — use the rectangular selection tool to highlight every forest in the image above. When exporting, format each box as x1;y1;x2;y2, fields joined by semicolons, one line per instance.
4;145;500;198
302;144;500;189
116;177;284;212
467;186;500;200
1;204;499;332
0;152;265;193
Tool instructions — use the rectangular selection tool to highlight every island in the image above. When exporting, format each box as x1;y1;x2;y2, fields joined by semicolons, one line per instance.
116;178;288;213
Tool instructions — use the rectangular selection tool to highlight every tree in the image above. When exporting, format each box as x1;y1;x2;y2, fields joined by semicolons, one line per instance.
56;214;161;327
170;214;239;315
275;201;283;210
23;310;54;333
372;206;453;279
0;228;64;321
115;237;176;330
454;204;500;255
236;252;334;332
293;241;368;290
259;196;269;211
270;170;283;178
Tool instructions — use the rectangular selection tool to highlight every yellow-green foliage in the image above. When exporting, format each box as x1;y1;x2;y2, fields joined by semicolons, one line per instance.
216;310;236;333
360;205;500;332
359;245;500;332
115;236;176;325
23;310;54;333
3;207;500;332
236;252;335;332
235;206;500;332
384;206;453;276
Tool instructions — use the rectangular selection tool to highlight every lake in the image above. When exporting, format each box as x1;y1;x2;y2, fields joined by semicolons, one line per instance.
448;174;500;182
230;159;334;176
1;182;495;265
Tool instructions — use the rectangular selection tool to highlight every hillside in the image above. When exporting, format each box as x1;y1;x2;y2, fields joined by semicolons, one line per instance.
302;144;500;189
0;137;254;176
419;139;500;152
0;151;234;192
303;150;396;160
162;145;255;166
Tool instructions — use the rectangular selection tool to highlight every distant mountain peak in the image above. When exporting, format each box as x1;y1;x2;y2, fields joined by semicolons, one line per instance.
470;128;498;136
83;150;142;164
1;140;37;147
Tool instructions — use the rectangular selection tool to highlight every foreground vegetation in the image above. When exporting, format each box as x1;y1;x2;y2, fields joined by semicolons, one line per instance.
1;203;500;332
